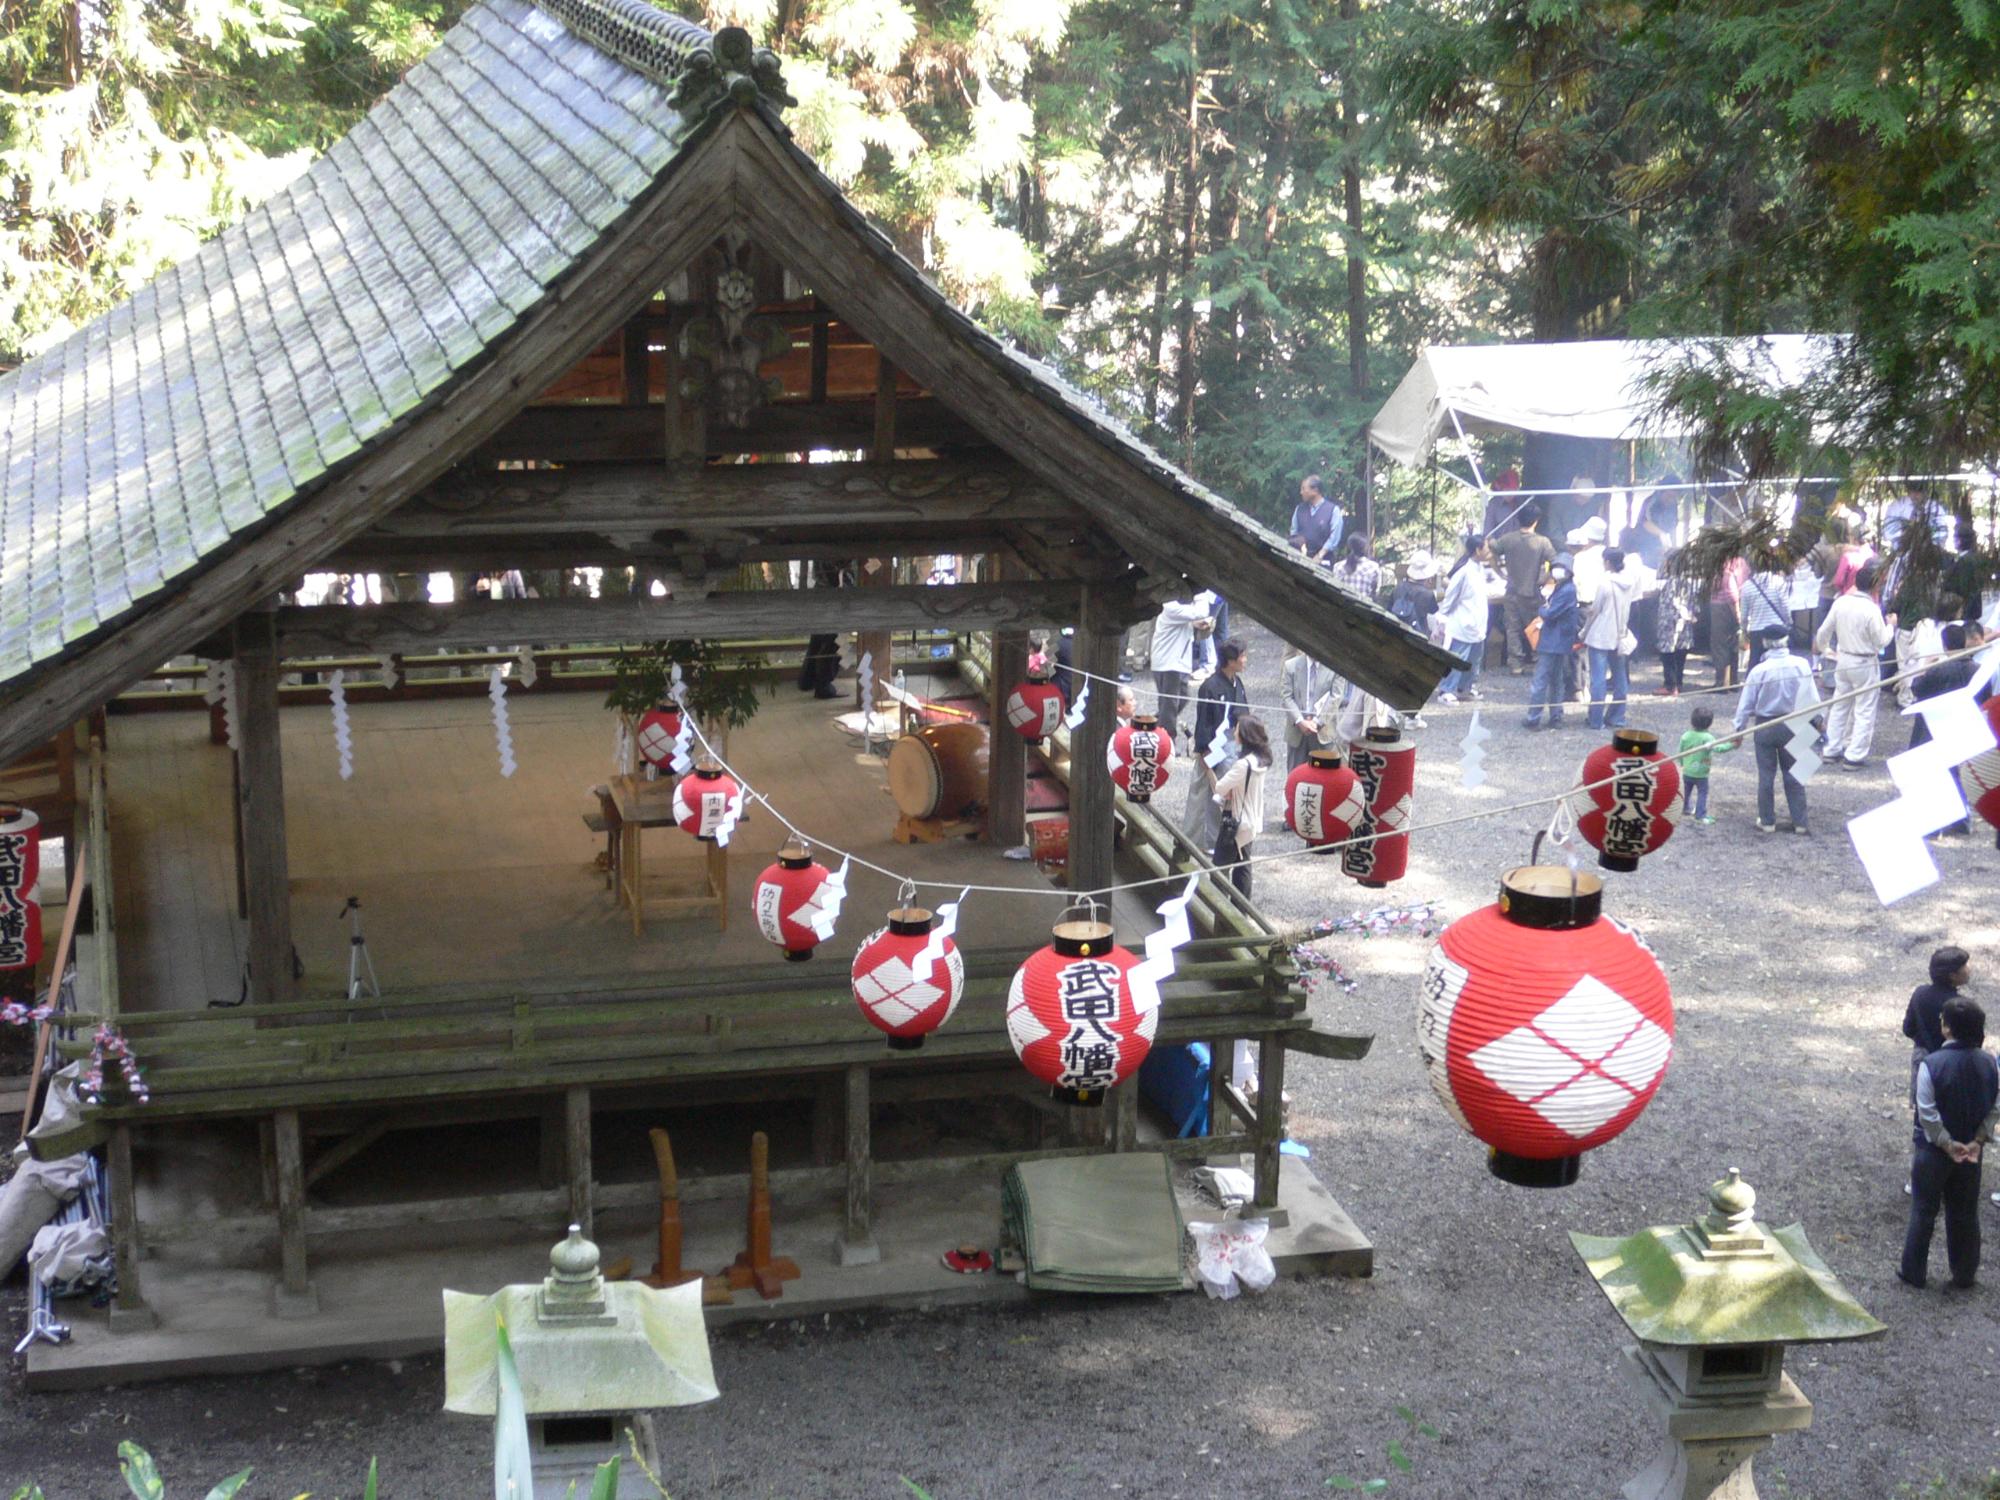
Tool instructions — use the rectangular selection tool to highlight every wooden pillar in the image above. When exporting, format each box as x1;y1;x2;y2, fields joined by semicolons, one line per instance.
854;559;893;715
872;353;898;460
1252;1035;1287;1209
622;317;651;406
271;1107;318;1316
837;1063;880;1265
1206;1035;1229;1135
234;614;293;1007
1067;593;1122;900
663;308;705;462
106;1125;157;1331
537;1095;566;1189
810;1074;843;1166
1114;1078;1139;1151
987;557;1029;847
564;1086;593;1237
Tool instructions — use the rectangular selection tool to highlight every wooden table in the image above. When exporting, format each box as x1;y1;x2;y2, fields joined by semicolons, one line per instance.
610;775;727;936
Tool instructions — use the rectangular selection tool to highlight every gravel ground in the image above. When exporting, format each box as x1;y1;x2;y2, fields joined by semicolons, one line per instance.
5;621;1999;1499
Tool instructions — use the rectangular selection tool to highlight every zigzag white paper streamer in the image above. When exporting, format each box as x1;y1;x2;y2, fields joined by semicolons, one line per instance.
807;856;851;941
710;783;745;847
1458;709;1491;790
668;667;694;774
1129;875;1201;1015
613;719;633;777
1204;714;1233;769
329;669;354;780
378;652;400;689
1786;719;1822;784
517;647;538;689
1065;681;1090;731
858;652;875;751
909;886;969;984
219;661;241;751
488;667;516;778
201;660;224;706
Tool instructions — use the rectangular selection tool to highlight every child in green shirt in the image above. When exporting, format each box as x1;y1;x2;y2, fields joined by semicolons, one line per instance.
1678;706;1736;824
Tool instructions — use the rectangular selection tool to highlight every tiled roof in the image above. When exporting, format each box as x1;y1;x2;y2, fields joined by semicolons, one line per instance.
0;0;694;687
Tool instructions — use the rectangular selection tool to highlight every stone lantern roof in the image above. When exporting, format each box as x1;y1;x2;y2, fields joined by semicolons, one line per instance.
1568;1170;1887;1348
444;1225;720;1417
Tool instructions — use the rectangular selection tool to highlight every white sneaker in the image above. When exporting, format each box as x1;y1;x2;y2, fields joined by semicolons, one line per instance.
1437;692;1459;705
1406;713;1427;729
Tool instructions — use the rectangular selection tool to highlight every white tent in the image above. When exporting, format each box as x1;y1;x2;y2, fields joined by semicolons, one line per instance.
1366;335;1843;470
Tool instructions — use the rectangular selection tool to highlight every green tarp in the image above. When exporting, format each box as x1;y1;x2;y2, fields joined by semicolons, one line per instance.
1002;1153;1188;1295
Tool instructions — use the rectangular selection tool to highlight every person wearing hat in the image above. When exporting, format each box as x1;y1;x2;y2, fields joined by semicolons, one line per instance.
1388;554;1440;729
1524;552;1582;730
1732;622;1821;833
1567;516;1610;607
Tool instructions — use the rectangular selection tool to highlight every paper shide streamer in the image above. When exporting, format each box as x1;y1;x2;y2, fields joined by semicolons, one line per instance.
1065;681;1090;731
807;856;852;941
909;886;969;985
219;661;241;751
1128;875;1201;1015
858;652;876;751
489;667;516;778
329;669;354;780
668;665;694;775
1458;709;1491;790
516;647;539;690
378;653;401;690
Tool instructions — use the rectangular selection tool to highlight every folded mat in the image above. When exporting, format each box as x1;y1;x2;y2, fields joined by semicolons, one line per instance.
1001;1152;1188;1294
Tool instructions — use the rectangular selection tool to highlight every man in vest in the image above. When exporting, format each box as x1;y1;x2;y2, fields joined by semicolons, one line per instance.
1899;996;1999;1290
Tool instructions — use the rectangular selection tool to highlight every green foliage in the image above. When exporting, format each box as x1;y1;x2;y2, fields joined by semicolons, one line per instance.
1323;1406;1441;1493
604;639;769;730
493;1312;535;1500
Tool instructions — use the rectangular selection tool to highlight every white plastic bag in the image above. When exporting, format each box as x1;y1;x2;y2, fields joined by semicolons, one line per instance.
1187;1218;1277;1300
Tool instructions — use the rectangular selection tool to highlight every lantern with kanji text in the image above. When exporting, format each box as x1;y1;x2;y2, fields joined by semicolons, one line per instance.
752;841;834;961
1417;866;1674;1188
1006;918;1151;1106
1340;726;1416;888
1004;670;1065;745
671;760;743;843
851;907;964;1049
1106;714;1172;802
0;806;41;980
634;703;684;770
1564;729;1682;873
1284;748;1365;849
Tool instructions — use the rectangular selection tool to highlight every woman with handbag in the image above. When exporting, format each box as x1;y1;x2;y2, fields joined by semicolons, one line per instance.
1211;716;1274;898
1653;549;1702;696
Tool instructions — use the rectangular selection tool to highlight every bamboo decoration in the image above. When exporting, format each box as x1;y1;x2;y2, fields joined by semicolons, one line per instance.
722;1130;800;1299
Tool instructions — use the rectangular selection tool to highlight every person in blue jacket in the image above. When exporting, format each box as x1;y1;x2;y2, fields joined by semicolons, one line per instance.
1524;551;1581;730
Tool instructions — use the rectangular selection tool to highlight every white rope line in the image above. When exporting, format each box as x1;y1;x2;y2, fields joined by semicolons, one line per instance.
666;638;1994;906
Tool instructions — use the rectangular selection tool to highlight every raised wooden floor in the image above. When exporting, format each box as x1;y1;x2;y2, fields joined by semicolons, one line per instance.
106;685;1123;1012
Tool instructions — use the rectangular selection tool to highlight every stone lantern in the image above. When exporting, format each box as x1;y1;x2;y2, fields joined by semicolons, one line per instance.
1570;1169;1884;1500
444;1225;719;1498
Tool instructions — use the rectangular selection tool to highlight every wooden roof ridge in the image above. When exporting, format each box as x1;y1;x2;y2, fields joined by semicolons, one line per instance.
528;0;796;124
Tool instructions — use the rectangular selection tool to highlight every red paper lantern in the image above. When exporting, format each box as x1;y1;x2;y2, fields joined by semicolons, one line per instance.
634;704;684;769
1417;866;1674;1188
752;841;833;961
1006;919;1151;1106
1004;673;1065;744
1106;714;1173;802
0;806;41;975
851;907;964;1049
671;760;743;842
1967;696;2000;832
1284;748;1366;848
1564;729;1682;872
1340;726;1416;888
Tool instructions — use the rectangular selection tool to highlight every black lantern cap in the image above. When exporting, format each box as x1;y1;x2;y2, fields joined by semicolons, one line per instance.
1497;865;1602;930
1051;919;1115;957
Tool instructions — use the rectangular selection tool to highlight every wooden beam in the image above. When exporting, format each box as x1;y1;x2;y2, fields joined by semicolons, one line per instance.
1066;593;1121;898
872;354;898;461
565;1086;593;1237
836;1063;879;1266
722;113;1457;709
233;614;293;1009
0;118;743;769
357;458;1079;544
271;1108;318;1316
273;582;1099;657
478;396;984;463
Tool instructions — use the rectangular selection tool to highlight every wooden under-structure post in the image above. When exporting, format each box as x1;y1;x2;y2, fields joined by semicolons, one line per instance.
1114;1076;1139;1151
854;559;894;716
106;1124;157;1331
663;307;706;463
1067;593;1122;899
837;1063;880;1265
1252;1035;1287;1209
564;1086;593;1237
270;1107;318;1316
234;613;293;1008
986;556;1029;848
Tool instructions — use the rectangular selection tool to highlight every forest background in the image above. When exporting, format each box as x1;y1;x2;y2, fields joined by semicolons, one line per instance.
3;0;1996;546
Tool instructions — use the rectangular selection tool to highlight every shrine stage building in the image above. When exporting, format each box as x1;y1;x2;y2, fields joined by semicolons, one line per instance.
0;0;1451;1386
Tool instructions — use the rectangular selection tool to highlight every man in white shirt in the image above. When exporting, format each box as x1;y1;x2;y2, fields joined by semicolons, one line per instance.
1148;591;1215;743
1582;547;1639;729
1813;562;1897;767
1733;627;1822;833
1568;517;1609;606
1281;647;1339;770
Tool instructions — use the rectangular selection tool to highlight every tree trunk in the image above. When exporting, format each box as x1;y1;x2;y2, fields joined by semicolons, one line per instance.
1174;4;1201;464
1339;0;1368;399
1142;168;1178;440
